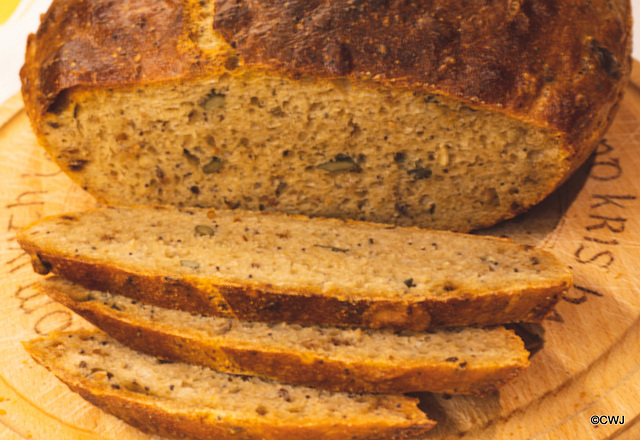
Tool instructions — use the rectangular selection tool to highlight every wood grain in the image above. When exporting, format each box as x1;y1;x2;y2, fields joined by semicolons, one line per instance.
1;78;640;439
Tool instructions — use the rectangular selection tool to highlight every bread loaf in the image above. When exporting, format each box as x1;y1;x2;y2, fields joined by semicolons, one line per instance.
18;206;572;331
20;0;631;231
41;277;530;395
24;330;435;440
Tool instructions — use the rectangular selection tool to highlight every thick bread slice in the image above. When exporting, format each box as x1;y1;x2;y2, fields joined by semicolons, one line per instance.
41;277;530;395
20;0;631;232
24;331;435;440
18;206;572;331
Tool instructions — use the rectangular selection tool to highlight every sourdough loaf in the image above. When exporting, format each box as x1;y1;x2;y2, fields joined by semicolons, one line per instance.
18;206;572;331
20;0;631;231
24;330;435;440
41;277;530;395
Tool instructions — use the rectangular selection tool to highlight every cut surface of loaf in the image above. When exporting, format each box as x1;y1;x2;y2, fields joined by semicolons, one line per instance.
20;0;631;231
18;206;572;331
23;331;435;440
41;277;530;395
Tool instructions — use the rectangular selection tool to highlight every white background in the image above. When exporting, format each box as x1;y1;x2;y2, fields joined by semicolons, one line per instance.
1;0;640;105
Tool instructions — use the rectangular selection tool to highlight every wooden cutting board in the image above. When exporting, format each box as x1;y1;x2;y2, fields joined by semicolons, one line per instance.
2;72;640;440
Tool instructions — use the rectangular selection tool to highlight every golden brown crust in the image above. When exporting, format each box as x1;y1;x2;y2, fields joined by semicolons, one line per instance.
21;243;568;331
214;0;628;125
23;333;436;440
42;279;529;395
213;0;633;185
20;0;216;130
21;0;632;159
223;0;630;145
18;0;632;234
74;390;434;440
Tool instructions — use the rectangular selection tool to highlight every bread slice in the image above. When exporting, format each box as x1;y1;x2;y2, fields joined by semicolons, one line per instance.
20;0;631;232
23;330;435;440
40;277;530;395
18;206;572;331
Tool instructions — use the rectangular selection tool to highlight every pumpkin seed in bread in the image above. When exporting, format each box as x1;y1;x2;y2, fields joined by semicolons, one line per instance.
24;330;435;440
17;205;572;331
40;276;530;395
20;0;631;232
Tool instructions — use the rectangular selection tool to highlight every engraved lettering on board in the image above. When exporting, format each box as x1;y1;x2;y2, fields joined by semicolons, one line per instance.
567;140;636;304
4;186;74;334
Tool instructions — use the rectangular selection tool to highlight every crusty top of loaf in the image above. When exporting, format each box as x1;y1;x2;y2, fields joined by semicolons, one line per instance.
20;0;213;121
214;0;630;132
21;0;631;153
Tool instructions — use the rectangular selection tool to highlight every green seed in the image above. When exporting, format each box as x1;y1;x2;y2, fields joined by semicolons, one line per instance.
195;225;215;236
180;260;201;270
313;244;349;253
202;156;223;174
316;155;358;172
201;92;226;111
407;166;432;180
